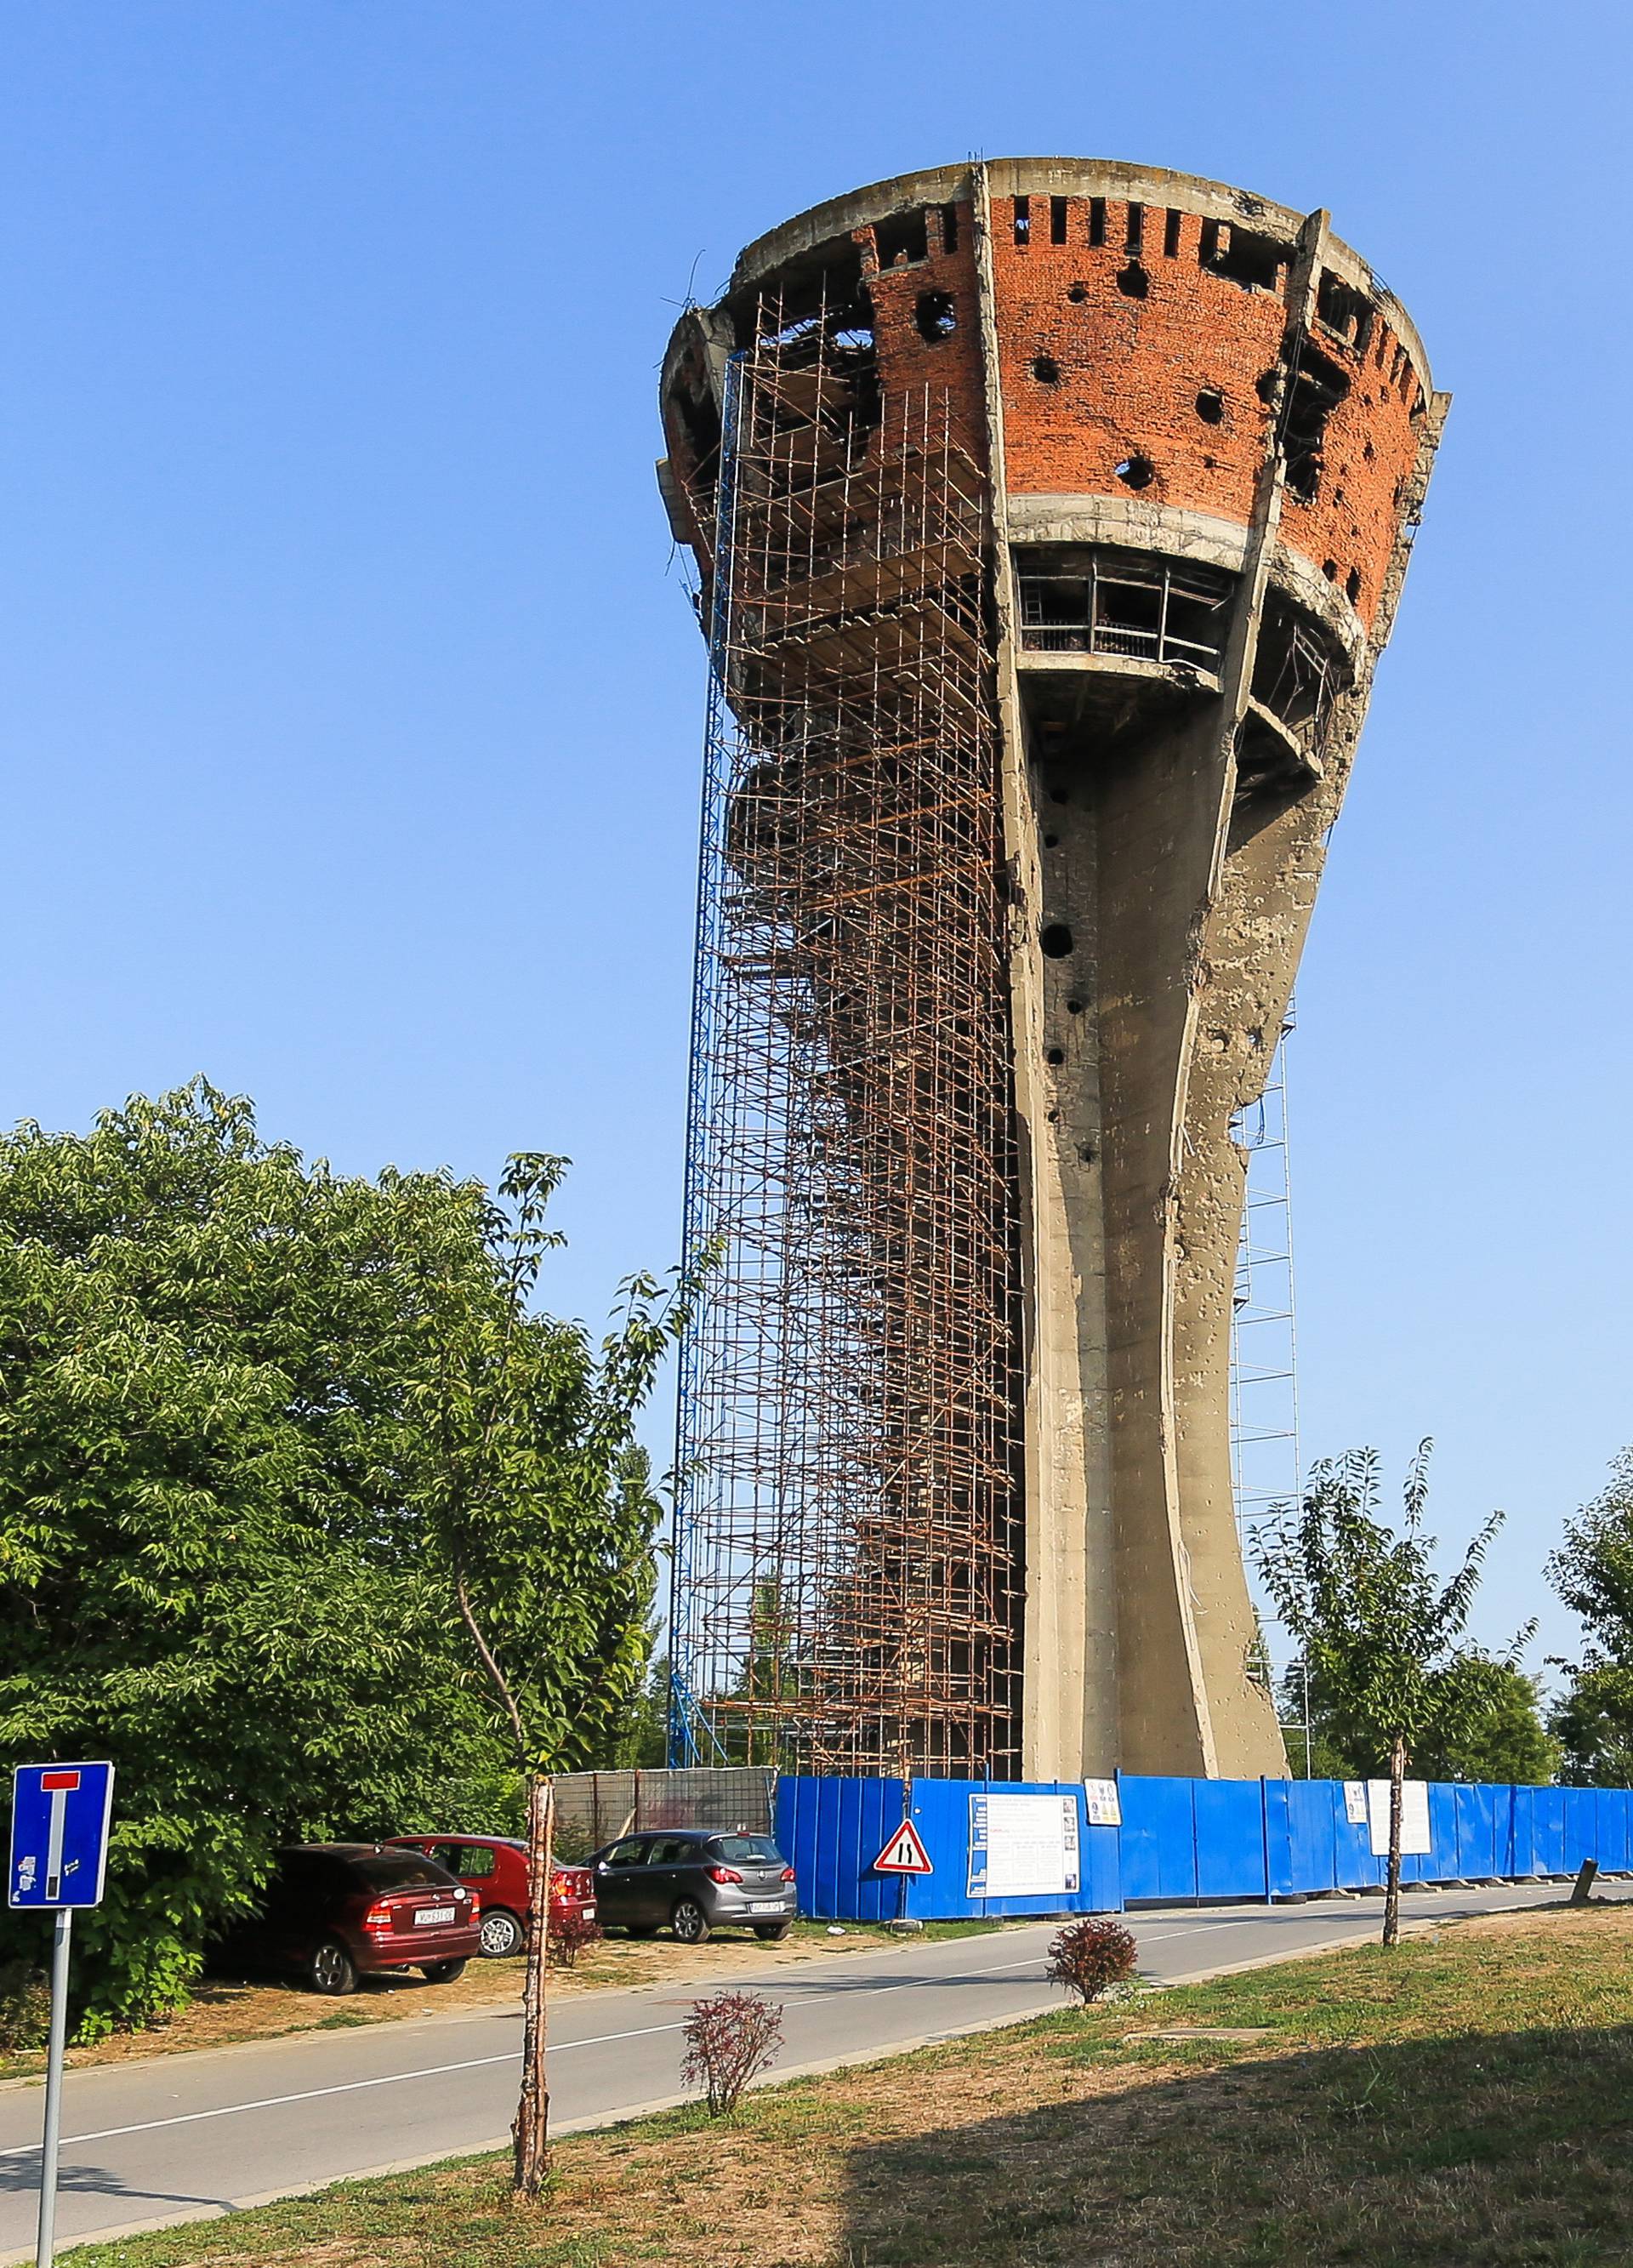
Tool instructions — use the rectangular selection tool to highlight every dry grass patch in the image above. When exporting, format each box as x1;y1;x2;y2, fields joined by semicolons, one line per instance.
68;1903;1633;2268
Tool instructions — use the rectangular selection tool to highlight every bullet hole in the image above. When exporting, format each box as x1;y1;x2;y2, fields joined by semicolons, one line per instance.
1031;355;1062;384
1040;922;1074;959
1045;1046;1066;1066
1363;439;1376;461
1322;559;1339;581
1346;567;1363;605
1195;388;1225;424
1203;455;1217;470
1116;260;1150;300
1078;1143;1097;1165
1043;833;1060;847
915;291;957;342
1047;1108;1061;1124
1115;455;1155;490
1067;998;1084;1015
1046;783;1070;804
1067;282;1089;304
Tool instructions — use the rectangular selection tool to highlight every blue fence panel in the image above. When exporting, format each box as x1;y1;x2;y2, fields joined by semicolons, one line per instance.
1120;1777;1198;1901
1596;1789;1631;1874
1532;1787;1567;1875
1454;1782;1499;1880
1425;1784;1461;1880
777;1773;905;1923
1504;1785;1536;1878
1274;1778;1343;1894
1563;1786;1599;1873
1193;1778;1269;1899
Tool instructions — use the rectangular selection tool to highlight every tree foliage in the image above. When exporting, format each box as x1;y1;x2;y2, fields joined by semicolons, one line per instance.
1255;1443;1532;1942
1549;1450;1633;1785
0;1084;666;2035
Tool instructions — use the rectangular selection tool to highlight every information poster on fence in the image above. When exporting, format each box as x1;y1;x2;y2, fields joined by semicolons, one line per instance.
968;1792;1080;1898
1343;1781;1368;1826
1365;1779;1431;1856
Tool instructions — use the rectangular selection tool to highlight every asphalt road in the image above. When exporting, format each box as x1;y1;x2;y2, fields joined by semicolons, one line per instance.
0;1883;1565;2259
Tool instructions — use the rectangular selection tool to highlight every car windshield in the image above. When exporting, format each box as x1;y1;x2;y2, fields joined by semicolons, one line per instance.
709;1836;783;1864
348;1851;454;1890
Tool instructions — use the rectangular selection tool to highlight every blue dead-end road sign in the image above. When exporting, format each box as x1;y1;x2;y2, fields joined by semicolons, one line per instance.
9;1763;115;1909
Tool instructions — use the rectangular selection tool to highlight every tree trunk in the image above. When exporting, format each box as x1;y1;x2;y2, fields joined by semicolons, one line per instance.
513;1771;554;2196
1382;1731;1405;1947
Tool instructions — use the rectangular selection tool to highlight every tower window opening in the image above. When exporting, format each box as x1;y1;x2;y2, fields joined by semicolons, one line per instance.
1014;196;1031;247
916;290;958;343
1050;195;1069;244
1088;197;1107;247
1201;220;1288;292
1316;268;1374;351
941;202;960;254
1017;546;1232;667
1283;344;1351;502
875;210;929;268
1116;260;1150;300
1251;590;1345;738
1164;207;1183;257
1125;202;1145;254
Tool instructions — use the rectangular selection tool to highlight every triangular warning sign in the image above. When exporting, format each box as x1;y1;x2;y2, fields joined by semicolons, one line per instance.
872;1820;933;1875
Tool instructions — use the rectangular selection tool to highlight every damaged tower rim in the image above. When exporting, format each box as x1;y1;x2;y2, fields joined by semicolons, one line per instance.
660;157;1447;1782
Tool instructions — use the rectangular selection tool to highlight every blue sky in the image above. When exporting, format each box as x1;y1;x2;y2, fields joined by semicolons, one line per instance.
4;2;1628;1674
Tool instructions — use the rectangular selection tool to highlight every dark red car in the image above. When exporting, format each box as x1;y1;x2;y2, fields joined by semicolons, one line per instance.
232;1843;481;1996
388;1836;596;1958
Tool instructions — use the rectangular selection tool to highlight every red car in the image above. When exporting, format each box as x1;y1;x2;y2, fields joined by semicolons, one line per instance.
389;1836;596;1958
230;1843;482;1996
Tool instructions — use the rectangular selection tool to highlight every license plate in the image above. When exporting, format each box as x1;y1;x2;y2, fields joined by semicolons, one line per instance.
414;1906;457;1926
748;1900;785;1913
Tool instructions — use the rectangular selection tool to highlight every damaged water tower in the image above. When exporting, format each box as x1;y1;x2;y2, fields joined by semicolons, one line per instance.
659;160;1446;1784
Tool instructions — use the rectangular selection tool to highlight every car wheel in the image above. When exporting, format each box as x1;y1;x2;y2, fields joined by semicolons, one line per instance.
308;1938;358;1997
478;1908;525;1958
671;1898;711;1945
754;1922;793;1942
421;1958;468;1984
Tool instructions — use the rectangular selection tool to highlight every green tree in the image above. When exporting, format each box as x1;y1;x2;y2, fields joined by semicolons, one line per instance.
1413;1659;1558;1785
0;1085;667;2039
401;1154;687;2197
1255;1444;1530;1946
1549;1450;1633;1784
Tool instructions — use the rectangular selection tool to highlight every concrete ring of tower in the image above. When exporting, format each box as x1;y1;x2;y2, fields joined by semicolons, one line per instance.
659;159;1447;1784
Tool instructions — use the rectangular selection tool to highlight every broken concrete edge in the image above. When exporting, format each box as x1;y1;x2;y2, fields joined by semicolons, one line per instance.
9;1906;1558;2265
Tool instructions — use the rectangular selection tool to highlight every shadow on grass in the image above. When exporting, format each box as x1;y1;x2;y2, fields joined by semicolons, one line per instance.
839;2020;1633;2267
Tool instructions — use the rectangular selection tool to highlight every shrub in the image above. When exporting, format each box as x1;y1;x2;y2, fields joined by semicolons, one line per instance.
0;1961;51;2053
1045;1915;1139;2005
547;1909;603;1969
680;1988;783;2115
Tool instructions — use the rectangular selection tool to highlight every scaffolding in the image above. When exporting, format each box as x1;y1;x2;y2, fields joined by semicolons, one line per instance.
1229;1006;1311;1767
669;280;1026;1778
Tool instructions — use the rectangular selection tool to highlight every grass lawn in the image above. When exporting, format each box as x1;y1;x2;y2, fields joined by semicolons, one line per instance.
0;1918;1001;2085
66;1902;1633;2267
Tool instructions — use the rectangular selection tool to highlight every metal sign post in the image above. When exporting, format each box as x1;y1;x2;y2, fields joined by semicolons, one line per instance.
9;1764;116;2268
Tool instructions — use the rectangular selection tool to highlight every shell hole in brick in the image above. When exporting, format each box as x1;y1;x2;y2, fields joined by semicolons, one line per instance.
1040;922;1074;959
1115;454;1155;490
1067;282;1089;304
1045;1046;1066;1067
1323;559;1339;581
1031;354;1061;385
1067;998;1084;1015
1255;368;1280;405
1043;833;1060;848
1346;567;1363;605
1079;1143;1097;1165
1116;260;1149;300
1195;388;1225;425
915;290;957;344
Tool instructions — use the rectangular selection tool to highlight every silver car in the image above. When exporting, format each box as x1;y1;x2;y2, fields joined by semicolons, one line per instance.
589;1828;799;1943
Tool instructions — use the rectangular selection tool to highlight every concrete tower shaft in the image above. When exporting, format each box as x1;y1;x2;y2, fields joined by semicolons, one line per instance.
662;159;1446;1781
